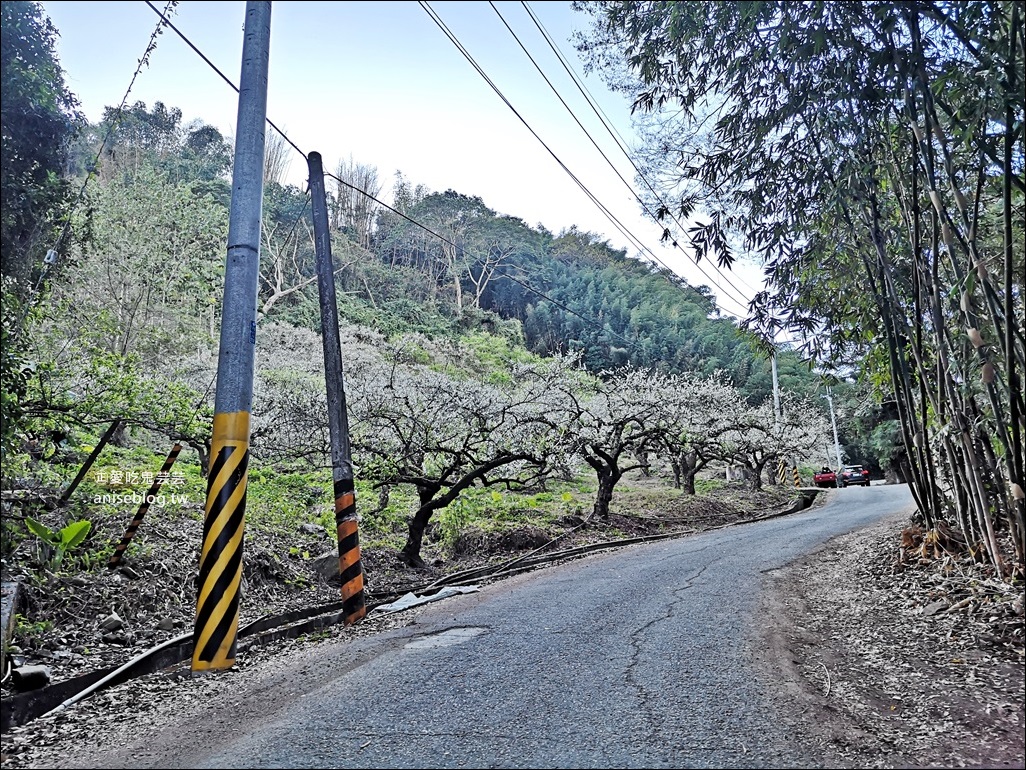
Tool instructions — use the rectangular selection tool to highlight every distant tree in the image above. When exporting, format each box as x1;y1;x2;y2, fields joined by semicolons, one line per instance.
650;371;738;494
258;183;320;318
96;101;184;181
22;157;228;452
409;190;494;315
52;163;229;362
463;214;536;310
716;393;831;491
376;171;430;267
541;364;663;520
331;154;381;249
261;127;292;187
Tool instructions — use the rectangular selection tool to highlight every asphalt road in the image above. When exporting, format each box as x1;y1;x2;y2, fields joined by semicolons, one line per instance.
168;484;913;769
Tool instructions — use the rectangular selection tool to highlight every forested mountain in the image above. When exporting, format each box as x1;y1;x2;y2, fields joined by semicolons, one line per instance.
261;172;821;405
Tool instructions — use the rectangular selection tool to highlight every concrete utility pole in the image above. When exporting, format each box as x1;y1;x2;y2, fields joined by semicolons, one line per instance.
307;151;366;625
822;391;844;486
771;350;781;423
769;321;781;424
192;0;271;674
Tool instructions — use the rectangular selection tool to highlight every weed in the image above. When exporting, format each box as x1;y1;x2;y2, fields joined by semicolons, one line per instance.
438;497;473;551
695;478;726;494
14;614;53;646
25;516;91;570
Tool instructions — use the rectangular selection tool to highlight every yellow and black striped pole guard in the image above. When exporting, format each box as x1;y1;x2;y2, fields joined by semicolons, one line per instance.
792;466;801;487
108;443;182;568
192;412;249;672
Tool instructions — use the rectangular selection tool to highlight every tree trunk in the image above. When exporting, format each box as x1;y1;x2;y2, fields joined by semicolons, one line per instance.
376;485;391;513
634;449;650;477
669;455;682;489
591;467;621;520
400;504;435;568
748;461;765;491
682;467;698;496
397;453;531;568
187;439;210;478
400;485;441;568
110;421;129;448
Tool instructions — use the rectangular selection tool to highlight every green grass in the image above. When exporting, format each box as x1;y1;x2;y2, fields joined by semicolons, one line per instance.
6;424;786;575
694;477;726;494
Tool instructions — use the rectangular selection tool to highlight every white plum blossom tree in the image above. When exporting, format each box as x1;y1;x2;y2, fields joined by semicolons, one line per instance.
648;370;739;494
349;350;567;567
716;391;832;491
538;365;665;521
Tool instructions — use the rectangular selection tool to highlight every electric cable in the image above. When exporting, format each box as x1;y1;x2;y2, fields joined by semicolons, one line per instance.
419;1;750;314
421;1;753;317
496;0;756;310
143;1;307;162
323;170;639;350
418;2;654;262
519;0;764;300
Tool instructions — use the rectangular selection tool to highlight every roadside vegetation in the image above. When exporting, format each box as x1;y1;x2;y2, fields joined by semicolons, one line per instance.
574;0;1024;574
1;1;839;578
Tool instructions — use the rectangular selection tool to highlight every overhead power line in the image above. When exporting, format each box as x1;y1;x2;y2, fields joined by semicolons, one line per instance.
143;0;307;162
142;1;755;356
418;1;752;318
417;3;658;269
489;2;755;313
323;171;639;350
145;0;632;349
519;0;763;301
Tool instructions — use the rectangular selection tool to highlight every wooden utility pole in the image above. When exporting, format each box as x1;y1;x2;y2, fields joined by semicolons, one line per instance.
57;419;121;507
307;151;366;625
192;0;271;674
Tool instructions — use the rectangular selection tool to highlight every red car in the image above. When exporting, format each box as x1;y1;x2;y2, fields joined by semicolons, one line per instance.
813;467;837;488
840;465;871;487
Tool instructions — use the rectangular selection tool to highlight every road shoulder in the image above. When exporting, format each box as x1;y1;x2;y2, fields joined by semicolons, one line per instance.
754;506;1025;769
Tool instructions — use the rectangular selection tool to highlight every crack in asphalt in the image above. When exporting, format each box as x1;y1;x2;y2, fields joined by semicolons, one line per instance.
622;559;711;763
348;730;565;742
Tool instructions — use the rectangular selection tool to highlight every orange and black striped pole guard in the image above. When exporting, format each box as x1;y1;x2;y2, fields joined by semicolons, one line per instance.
335;478;365;624
108;443;182;568
192;412;250;672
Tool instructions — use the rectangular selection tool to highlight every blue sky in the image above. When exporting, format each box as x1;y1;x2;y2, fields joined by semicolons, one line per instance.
39;0;765;319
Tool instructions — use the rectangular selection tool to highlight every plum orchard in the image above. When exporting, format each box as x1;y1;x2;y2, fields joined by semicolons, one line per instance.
249;325;831;564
